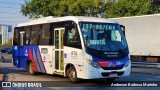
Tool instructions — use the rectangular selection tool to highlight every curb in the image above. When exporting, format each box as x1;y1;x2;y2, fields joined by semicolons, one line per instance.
131;71;160;75
132;62;160;68
131;67;160;75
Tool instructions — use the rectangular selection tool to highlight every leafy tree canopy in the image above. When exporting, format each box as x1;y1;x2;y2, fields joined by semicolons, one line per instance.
104;0;160;18
21;0;106;18
21;0;160;19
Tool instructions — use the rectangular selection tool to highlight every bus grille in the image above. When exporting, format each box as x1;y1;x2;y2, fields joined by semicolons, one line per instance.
101;71;124;77
101;66;123;70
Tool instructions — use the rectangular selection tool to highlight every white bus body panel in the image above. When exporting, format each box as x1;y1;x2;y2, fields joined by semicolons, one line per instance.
86;65;131;79
63;46;85;78
39;46;54;74
113;14;160;56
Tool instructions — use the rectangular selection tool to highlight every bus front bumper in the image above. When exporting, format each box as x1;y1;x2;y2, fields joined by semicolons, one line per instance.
87;64;131;79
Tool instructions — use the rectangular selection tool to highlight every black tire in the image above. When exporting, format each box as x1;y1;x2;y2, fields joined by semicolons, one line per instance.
68;66;79;82
66;68;70;78
29;62;36;75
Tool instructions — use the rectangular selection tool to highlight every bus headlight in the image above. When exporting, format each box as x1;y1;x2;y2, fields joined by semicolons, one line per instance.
124;60;131;68
86;59;100;69
128;54;131;60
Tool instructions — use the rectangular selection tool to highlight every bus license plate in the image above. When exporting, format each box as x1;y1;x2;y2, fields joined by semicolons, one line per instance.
109;73;117;77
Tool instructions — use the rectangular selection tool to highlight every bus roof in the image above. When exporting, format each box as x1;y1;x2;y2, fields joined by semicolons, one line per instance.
16;16;118;27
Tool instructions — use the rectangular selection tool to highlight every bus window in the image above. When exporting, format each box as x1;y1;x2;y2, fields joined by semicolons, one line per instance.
13;28;20;45
55;30;60;49
39;24;51;45
65;24;81;49
30;25;39;45
111;30;121;42
25;26;31;45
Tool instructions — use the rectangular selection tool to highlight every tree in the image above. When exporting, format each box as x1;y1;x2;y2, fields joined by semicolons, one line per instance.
21;0;160;19
21;0;54;18
21;0;106;19
103;0;160;18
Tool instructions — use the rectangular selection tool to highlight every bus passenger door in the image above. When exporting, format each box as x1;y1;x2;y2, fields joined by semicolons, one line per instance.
54;28;65;73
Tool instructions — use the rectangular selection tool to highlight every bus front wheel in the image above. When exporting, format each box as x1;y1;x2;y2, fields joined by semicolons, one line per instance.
68;66;79;82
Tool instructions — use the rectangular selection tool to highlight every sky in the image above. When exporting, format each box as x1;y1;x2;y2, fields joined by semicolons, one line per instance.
0;0;30;38
0;0;30;26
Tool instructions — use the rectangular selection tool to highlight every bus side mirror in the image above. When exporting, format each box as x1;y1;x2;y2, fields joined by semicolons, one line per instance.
120;25;125;36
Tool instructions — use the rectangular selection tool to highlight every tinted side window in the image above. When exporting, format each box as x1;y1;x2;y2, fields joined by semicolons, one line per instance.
65;24;82;49
25;26;31;45
30;25;39;45
51;21;82;49
13;28;20;45
39;24;51;45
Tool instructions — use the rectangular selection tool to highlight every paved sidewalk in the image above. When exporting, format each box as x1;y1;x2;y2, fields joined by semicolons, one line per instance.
132;67;160;75
132;62;160;68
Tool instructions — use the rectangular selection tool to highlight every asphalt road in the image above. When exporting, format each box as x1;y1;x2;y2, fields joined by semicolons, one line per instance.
0;63;160;90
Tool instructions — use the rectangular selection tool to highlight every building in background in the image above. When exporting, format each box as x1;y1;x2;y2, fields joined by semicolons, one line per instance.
0;24;12;45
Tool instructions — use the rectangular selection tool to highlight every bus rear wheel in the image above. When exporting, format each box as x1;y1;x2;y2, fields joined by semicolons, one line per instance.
68;66;79;82
29;62;36;75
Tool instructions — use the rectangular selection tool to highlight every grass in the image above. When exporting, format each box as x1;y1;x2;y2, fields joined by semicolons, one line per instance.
0;38;12;48
0;45;12;48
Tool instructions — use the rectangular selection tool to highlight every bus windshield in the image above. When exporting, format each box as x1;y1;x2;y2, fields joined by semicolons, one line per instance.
79;22;128;51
